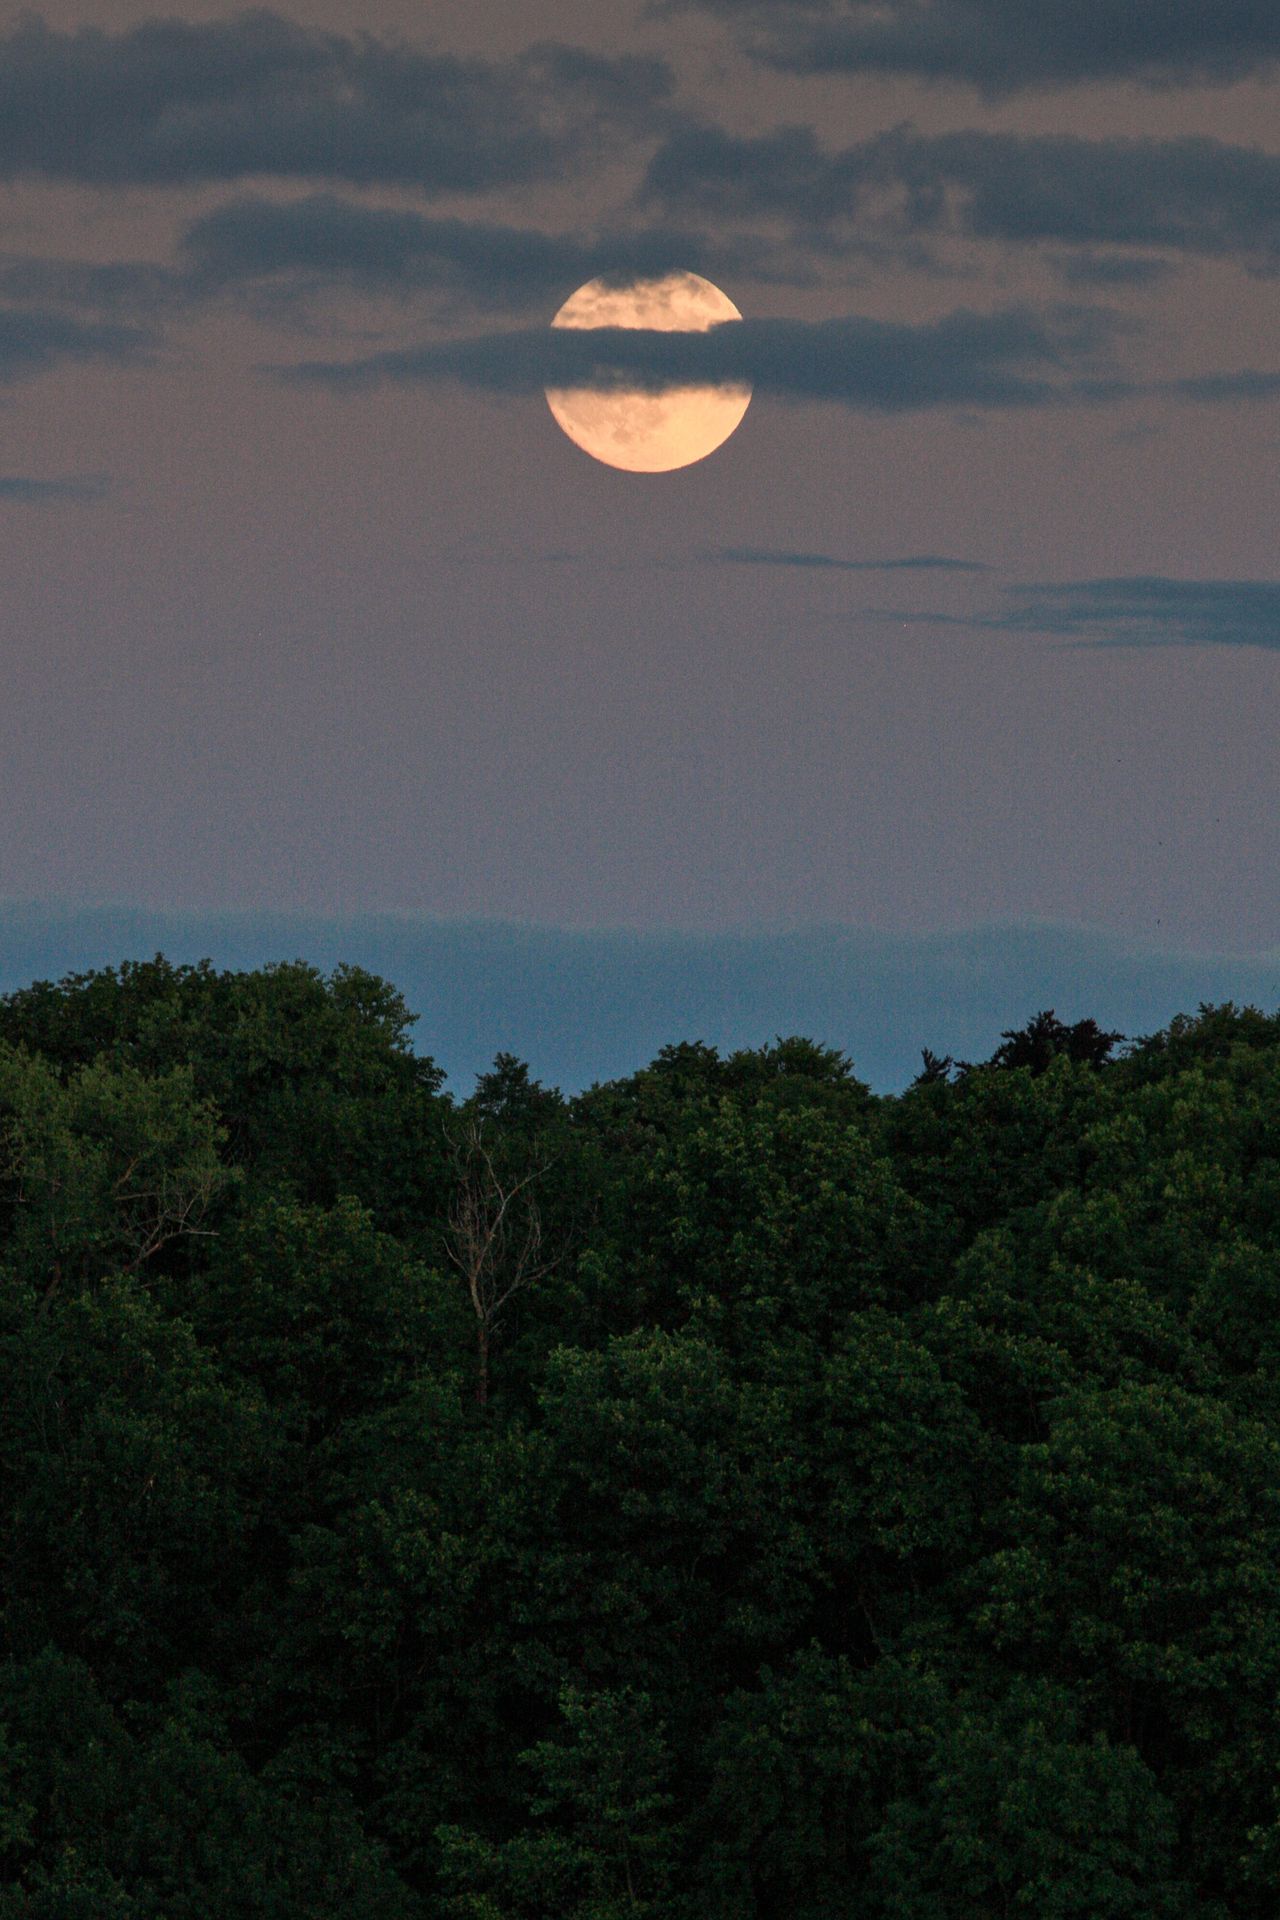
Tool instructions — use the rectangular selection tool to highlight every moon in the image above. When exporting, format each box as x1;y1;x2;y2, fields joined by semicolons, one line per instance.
545;272;751;473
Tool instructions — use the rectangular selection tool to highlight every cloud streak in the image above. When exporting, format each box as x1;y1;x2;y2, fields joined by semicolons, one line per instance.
894;576;1280;648
0;473;108;502
0;12;672;191
1001;577;1280;649
281;303;1114;411
712;545;988;570
671;0;1280;93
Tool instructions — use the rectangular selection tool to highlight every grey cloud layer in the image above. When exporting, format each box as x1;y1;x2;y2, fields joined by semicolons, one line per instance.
285;304;1111;409
0;307;152;384
646;124;1280;271
3;8;1276;424
672;0;1280;91
180;196;768;310
0;12;671;190
0;256;183;314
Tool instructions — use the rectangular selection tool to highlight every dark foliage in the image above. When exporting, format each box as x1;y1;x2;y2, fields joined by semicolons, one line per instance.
1;962;1277;1917
980;1007;1125;1075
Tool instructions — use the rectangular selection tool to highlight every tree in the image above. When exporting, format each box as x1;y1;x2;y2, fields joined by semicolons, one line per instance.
979;1009;1123;1076
443;1118;559;1406
0;1044;224;1308
869;1679;1196;1919
912;1048;954;1086
3;972;1280;1917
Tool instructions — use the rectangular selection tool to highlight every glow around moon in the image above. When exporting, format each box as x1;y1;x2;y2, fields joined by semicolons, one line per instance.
545;272;752;473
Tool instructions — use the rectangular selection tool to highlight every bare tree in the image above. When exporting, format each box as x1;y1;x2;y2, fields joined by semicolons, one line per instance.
443;1118;559;1407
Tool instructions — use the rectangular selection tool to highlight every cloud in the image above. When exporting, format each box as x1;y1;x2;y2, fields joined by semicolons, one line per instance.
0;255;185;317
670;0;1280;93
1169;370;1280;402
179;194;772;312
1051;252;1179;290
0;12;672;191
894;576;1280;648
1000;577;1280;649
0;307;152;384
712;545;988;570
281;302;1115;411
0;199;791;339
0;473;108;502
644;124;1280;273
1041;369;1280;406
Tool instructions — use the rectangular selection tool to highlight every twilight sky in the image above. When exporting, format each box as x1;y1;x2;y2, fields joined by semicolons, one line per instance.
2;0;1279;1077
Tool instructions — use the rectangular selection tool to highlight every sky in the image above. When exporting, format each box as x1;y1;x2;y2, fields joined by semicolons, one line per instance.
1;0;1279;1082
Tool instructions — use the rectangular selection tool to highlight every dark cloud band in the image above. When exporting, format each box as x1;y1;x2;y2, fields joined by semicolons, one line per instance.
0;13;671;190
282;303;1111;410
180;196;764;311
646;124;1280;273
671;0;1280;92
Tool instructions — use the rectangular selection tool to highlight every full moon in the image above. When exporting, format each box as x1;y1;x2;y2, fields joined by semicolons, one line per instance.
545;272;752;473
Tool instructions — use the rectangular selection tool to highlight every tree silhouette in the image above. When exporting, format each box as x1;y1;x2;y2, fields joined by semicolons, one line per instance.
980;1009;1124;1076
913;1048;955;1086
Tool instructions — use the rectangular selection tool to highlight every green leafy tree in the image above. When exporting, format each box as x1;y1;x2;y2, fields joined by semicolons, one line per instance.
0;1043;224;1303
1;970;1280;1917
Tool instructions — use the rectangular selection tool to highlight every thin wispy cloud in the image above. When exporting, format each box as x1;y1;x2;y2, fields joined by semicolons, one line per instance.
0;473;109;502
888;576;1280;649
711;546;989;571
1003;577;1280;649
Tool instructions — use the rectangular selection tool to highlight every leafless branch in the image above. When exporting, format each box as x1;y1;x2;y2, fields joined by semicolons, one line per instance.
443;1117;561;1405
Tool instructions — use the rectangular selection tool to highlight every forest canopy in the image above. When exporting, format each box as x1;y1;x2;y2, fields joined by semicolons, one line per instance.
2;956;1280;1917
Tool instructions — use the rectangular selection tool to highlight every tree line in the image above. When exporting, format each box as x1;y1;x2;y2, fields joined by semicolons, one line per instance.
1;956;1279;1916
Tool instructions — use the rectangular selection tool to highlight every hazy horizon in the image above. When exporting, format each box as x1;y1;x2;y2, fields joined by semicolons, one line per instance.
4;899;1277;1095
